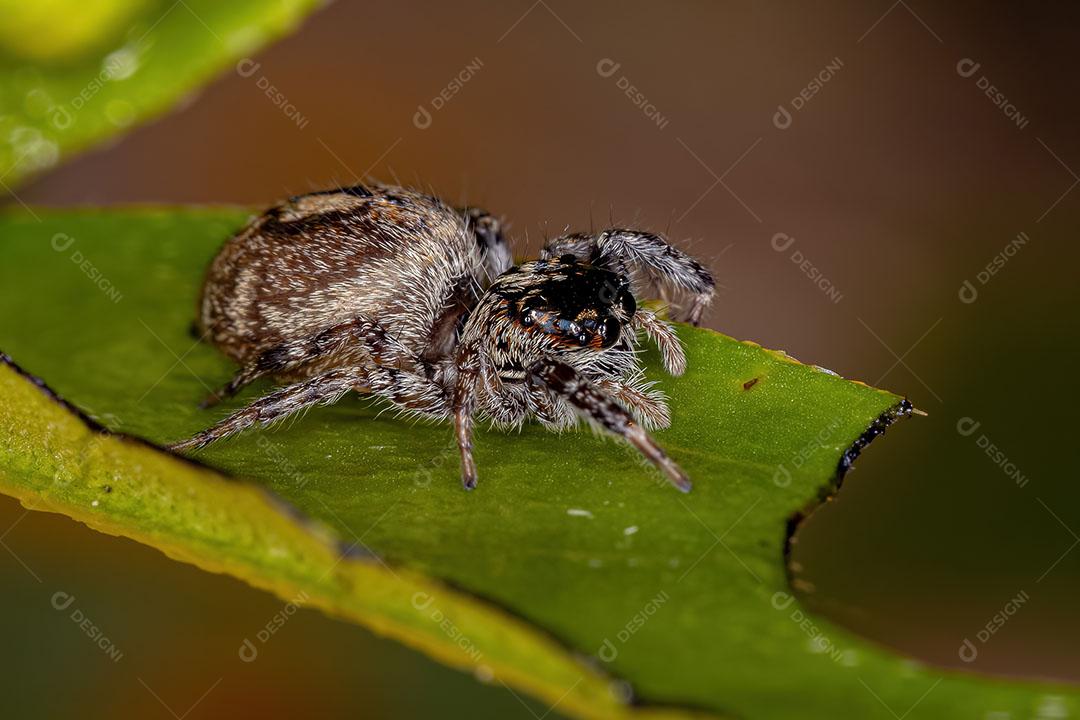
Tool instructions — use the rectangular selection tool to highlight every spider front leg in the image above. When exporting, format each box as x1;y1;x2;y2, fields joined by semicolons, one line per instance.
528;357;691;492
595;378;671;430
541;229;715;325
631;308;687;376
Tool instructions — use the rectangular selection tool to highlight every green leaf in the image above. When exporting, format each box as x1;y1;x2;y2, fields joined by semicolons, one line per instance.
0;210;1074;719
0;0;322;188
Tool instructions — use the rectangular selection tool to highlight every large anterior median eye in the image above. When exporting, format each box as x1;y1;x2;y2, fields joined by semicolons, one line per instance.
576;316;621;348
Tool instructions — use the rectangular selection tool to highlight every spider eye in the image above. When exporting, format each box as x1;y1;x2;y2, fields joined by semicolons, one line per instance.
601;317;622;347
577;332;589;346
619;289;636;318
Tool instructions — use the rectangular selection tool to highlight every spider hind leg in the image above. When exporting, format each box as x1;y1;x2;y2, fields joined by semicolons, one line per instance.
199;316;409;408
171;368;365;451
173;363;451;452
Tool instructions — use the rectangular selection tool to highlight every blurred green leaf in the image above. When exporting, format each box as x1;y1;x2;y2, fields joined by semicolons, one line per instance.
0;210;1076;719
0;0;322;188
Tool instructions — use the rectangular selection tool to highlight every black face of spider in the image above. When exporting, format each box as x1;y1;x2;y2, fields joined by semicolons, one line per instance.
495;257;636;350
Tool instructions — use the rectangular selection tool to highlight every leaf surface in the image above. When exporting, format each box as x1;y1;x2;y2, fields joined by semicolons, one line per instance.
0;210;1074;719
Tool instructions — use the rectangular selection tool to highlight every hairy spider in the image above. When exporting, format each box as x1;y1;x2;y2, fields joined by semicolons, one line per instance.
169;183;715;491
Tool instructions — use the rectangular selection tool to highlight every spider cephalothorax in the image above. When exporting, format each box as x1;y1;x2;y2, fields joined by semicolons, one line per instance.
170;182;714;492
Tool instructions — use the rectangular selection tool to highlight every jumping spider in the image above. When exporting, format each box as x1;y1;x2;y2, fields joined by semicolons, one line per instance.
170;183;714;492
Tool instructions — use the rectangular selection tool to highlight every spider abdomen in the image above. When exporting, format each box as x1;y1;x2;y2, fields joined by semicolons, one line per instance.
197;184;485;371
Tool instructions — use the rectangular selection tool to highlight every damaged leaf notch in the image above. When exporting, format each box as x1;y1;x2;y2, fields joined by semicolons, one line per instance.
783;398;913;585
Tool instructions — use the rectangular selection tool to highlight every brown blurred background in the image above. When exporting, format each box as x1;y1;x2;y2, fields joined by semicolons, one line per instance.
3;0;1078;717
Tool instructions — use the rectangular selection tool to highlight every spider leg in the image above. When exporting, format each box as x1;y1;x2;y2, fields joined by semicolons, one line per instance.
170;368;366;451
528;357;691;492
452;347;480;490
200;316;408;408
541;230;714;325
530;384;577;429
173;363;450;452
595;377;671;430
368;365;451;415
458;206;512;281
631;308;687;376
